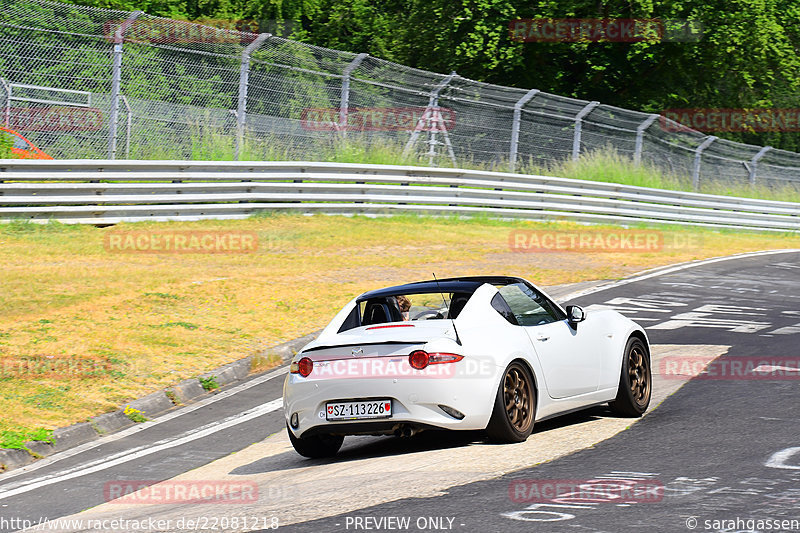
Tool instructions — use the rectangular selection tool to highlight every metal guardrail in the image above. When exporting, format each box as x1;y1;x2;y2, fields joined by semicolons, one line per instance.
1;160;798;231
5;0;800;194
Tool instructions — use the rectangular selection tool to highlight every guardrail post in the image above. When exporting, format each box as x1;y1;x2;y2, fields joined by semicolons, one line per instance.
692;135;717;190
571;101;599;161
633;114;659;165
108;10;142;160
509;89;539;172
749;146;771;187
235;33;271;161
402;72;457;164
339;53;368;136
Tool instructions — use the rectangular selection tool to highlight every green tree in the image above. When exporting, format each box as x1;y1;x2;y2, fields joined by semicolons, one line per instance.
43;0;800;151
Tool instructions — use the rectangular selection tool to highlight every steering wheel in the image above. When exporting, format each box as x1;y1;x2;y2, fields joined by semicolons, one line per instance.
412;310;444;320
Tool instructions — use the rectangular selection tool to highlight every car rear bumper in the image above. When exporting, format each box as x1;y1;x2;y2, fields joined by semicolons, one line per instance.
283;371;498;438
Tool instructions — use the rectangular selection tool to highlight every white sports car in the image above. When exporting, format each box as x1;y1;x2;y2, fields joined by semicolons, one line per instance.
283;276;651;458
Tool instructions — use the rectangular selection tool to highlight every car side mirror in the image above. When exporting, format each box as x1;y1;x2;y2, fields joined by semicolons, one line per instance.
566;305;585;328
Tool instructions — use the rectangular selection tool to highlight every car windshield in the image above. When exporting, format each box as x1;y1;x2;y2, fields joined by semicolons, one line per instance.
351;292;472;328
13;135;29;150
2;131;29;150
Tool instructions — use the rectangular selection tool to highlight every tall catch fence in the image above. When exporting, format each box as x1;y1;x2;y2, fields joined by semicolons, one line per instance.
1;0;799;190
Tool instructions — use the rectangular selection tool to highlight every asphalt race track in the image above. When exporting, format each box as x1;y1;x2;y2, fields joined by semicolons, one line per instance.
1;250;799;533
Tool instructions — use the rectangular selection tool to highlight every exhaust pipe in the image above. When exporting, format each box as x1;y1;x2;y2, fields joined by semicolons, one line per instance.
393;424;417;438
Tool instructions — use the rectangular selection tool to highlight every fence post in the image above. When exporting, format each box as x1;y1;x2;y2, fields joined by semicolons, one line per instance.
0;78;10;127
339;53;368;135
235;33;271;161
120;94;132;159
634;114;659;165
509;89;539;172
749;146;771;187
402;71;457;163
692;135;717;190
108;11;142;160
571;101;599;161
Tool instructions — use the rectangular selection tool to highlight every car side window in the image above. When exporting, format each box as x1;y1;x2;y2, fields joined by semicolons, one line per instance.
337;305;361;332
491;293;518;325
496;283;561;326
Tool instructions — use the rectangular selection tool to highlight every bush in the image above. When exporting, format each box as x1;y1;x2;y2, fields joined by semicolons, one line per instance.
0;131;16;159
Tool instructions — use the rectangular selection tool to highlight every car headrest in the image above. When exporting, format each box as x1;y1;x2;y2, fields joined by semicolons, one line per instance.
363;302;391;325
447;295;470;319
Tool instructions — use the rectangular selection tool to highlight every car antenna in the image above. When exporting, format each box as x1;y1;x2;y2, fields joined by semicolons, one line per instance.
433;272;462;346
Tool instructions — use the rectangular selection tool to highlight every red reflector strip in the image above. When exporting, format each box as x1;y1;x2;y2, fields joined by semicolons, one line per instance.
366;324;416;330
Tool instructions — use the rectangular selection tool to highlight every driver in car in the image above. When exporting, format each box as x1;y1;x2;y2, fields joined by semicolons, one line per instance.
396;295;411;321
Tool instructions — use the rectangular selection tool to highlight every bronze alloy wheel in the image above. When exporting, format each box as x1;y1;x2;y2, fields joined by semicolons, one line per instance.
610;337;652;417
628;343;651;407
503;364;534;433
487;361;536;443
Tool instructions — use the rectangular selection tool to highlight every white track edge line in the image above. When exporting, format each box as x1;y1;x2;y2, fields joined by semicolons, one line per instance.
0;400;283;500
0;366;288;482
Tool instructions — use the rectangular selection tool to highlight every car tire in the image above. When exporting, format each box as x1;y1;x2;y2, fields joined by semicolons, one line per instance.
486;361;536;443
287;425;344;458
609;337;652;417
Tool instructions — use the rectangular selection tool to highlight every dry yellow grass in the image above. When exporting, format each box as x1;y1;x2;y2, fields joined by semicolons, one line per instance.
1;213;798;444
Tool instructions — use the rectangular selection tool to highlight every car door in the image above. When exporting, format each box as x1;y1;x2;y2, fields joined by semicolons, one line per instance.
496;282;600;399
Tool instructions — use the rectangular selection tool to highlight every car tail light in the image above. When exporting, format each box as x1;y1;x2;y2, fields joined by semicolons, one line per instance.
409;350;429;369
428;353;464;364
290;357;313;377
408;350;463;370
